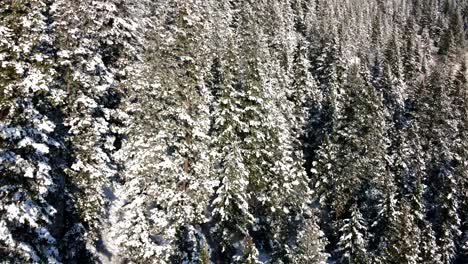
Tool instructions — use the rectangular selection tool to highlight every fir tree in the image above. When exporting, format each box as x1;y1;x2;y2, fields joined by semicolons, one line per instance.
0;1;69;261
419;221;442;264
438;8;465;56
291;213;329;264
236;235;261;264
336;205;368;264
383;201;421;264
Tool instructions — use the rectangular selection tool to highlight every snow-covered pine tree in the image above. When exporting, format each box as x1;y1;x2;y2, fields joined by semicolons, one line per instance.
209;2;314;261
50;2;143;259
419;220;442;264
112;1;214;262
315;62;386;214
454;60;468;264
380;31;406;127
291;213;329;264
234;235;261;264
290;38;323;175
207;38;255;261
438;7;465;57
401;17;422;84
335;204;368;264
382;200;421;264
0;0;69;261
371;170;399;263
210;142;253;259
436;167;461;264
306;23;344;176
419;66;462;264
157;2;214;261
1;0;466;262
402;122;438;264
230;2;304;260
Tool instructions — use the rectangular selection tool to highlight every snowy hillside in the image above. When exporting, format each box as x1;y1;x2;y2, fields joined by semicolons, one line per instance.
0;0;467;263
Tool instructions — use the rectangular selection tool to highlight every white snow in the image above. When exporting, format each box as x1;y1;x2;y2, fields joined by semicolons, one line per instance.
38;120;55;133
33;143;50;154
18;138;50;154
97;184;127;264
24;167;35;178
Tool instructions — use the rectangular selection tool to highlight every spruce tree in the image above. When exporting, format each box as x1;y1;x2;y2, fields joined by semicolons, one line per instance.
206;38;254;260
335;205;368;264
0;1;68;261
383;201;421;264
236;235;261;264
419;221;442;264
291;214;329;264
439;8;465;56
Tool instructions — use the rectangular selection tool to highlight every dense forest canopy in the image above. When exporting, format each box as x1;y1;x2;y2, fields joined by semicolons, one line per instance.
0;0;467;263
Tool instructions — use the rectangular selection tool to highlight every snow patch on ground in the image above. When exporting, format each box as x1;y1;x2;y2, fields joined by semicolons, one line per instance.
97;184;127;264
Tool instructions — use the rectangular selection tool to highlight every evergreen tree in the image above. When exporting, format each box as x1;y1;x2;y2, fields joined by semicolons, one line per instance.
383;201;421;264
291;213;329;264
335;205;368;264
234;3;311;260
371;169;399;262
1;0;466;262
0;1;69;261
52;1;145;261
210;144;253;257
290;38;323;177
439;8;465;56
454;61;468;264
401;17;422;83
235;235;261;264
207;39;255;260
426;68;462;263
419;221;442;264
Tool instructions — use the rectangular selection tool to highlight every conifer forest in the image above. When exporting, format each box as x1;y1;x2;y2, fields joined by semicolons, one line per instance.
1;0;468;263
